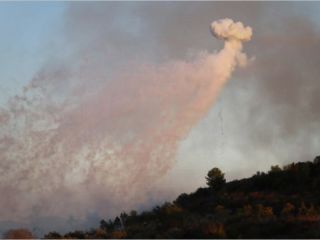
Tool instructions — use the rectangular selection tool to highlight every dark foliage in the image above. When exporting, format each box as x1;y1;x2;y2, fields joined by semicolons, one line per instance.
206;167;226;190
44;156;320;239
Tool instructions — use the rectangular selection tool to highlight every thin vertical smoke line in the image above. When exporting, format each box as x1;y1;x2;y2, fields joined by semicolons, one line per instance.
218;98;225;164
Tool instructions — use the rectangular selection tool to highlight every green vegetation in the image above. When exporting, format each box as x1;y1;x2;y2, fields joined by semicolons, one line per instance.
43;156;320;238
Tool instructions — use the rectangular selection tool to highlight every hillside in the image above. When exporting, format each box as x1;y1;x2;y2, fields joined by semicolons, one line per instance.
42;156;320;239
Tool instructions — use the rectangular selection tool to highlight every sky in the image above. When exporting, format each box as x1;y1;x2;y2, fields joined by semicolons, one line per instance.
1;1;320;236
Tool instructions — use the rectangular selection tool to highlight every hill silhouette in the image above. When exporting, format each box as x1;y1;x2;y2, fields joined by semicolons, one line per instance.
39;156;320;238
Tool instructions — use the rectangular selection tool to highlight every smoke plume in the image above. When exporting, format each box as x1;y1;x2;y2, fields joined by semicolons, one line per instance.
211;18;252;42
0;18;251;223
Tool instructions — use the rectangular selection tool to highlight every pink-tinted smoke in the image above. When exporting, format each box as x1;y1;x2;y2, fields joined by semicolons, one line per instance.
0;19;252;221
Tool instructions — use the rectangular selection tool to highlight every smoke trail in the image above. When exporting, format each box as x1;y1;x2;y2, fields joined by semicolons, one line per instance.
0;19;252;221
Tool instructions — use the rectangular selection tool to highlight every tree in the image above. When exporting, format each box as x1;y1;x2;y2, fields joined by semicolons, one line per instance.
255;204;274;220
130;210;137;217
44;231;62;239
242;204;254;217
281;202;295;216
100;219;108;230
298;202;308;216
202;223;226;238
269;165;281;173
120;212;129;228
64;230;86;239
114;216;122;230
3;229;34;239
313;156;320;165
206;167;226;190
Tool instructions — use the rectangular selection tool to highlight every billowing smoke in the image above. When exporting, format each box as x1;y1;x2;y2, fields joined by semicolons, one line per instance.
211;18;252;42
0;18;251;225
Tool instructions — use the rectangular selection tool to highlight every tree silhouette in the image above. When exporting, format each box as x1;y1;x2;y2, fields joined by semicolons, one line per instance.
206;167;226;190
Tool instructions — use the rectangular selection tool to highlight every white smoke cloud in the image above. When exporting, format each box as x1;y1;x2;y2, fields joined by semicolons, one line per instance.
0;18;252;226
211;18;252;42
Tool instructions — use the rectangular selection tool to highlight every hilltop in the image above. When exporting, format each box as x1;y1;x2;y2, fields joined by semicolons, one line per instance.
42;156;320;239
8;156;320;239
